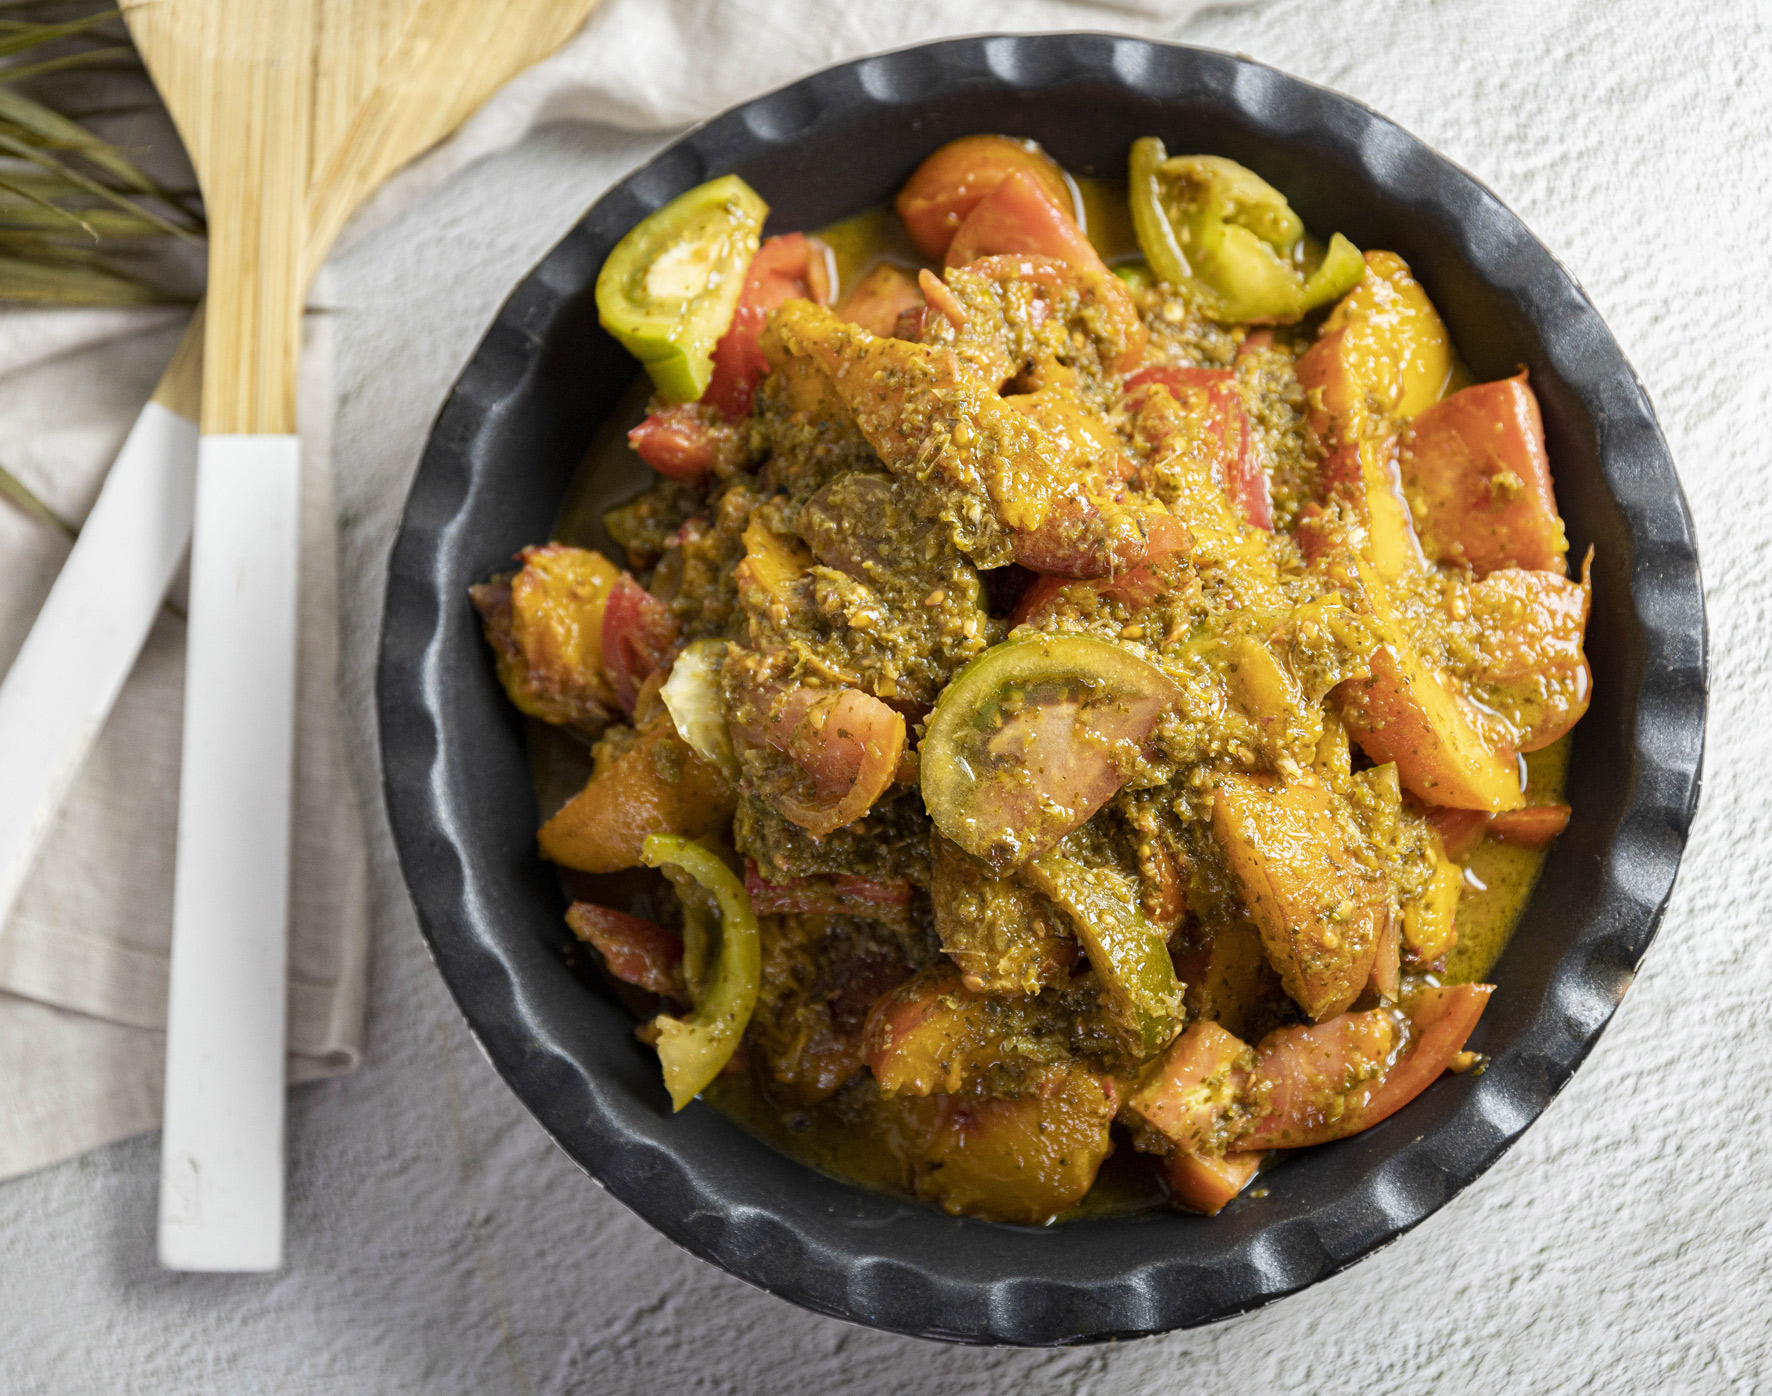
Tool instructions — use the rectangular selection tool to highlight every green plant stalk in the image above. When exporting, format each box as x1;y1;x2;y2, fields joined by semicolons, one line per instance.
0;455;189;621
0;457;72;537
0;6;205;305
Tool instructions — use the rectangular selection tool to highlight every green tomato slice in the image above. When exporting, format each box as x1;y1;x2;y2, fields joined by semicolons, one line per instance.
1127;137;1361;325
1129;136;1195;295
1299;231;1367;312
595;175;767;403
640;835;760;1110
1024;849;1183;1060
920;635;1179;874
1191;218;1306;323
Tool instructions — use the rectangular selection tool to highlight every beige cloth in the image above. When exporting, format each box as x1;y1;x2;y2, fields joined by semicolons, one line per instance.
0;290;369;1181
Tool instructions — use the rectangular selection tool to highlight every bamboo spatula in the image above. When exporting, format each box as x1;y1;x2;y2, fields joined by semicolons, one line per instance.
0;0;598;951
125;0;320;1275
125;0;599;1273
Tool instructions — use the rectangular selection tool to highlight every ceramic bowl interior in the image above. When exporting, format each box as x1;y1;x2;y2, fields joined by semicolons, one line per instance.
377;34;1705;1345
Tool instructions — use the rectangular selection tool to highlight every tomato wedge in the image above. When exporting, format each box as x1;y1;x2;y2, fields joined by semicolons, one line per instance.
1164;1148;1263;1216
1488;803;1571;847
1399;372;1568;576
837;262;923;337
903;1066;1117;1225
1126;1021;1254;1153
600;574;681;714
1213;774;1391;1022
1007;510;1191;621
1126;365;1269;530
946;167;1098;270
703;231;834;420
1235;1009;1400;1149
1425;804;1493;860
944;171;1146;370
628;401;724;480
1465;563;1592;753
471;543;620;731
596;175;766;403
895;133;1077;261
565;902;685;999
920;635;1179;872
735;682;907;839
1238;984;1493;1149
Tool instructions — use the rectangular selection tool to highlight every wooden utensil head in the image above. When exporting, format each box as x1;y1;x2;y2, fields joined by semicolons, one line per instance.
305;0;601;280
126;2;316;433
129;0;600;433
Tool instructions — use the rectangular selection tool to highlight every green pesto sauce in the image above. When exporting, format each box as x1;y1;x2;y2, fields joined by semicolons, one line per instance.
531;195;1572;1222
699;1074;1174;1220
700;1076;912;1198
690;734;1567;1222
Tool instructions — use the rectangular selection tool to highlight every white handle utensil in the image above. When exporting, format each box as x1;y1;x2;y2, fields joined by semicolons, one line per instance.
126;0;603;1272
0;328;200;932
156;434;301;1270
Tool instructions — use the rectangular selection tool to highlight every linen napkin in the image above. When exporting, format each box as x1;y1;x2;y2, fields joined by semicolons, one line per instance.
0;0;1241;1183
0;292;369;1181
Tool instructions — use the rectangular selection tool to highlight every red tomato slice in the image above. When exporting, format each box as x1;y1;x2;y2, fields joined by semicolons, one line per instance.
732;681;907;838
896;134;1076;261
1126;365;1269;529
776;687;905;837
1237;1010;1399;1149
943;171;1147;370
1236;329;1276;359
1164;1149;1263;1216
861;964;970;1093
1338;984;1493;1133
1465;565;1592;752
627;402;722;481
837;262;924;338
565;902;684;999
599;574;680;714
1399;372;1567;575
945;168;1100;270
1008;492;1150;579
1009;511;1190;624
1488;803;1571;847
1238;984;1493;1149
703;232;834;420
1126;1021;1253;1153
1425;804;1493;860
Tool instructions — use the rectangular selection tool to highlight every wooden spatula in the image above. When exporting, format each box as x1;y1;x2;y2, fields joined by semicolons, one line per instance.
125;0;599;1273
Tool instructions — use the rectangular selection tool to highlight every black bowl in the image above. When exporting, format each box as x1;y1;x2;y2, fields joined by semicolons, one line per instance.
376;35;1706;1344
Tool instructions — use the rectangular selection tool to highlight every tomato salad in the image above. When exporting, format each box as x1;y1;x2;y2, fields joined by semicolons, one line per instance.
473;135;1590;1224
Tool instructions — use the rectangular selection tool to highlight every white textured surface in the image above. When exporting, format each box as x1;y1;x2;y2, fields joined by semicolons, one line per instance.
3;0;1769;1389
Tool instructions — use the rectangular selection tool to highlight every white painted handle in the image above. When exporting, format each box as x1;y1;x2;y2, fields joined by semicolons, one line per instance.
0;401;198;929
158;434;300;1273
